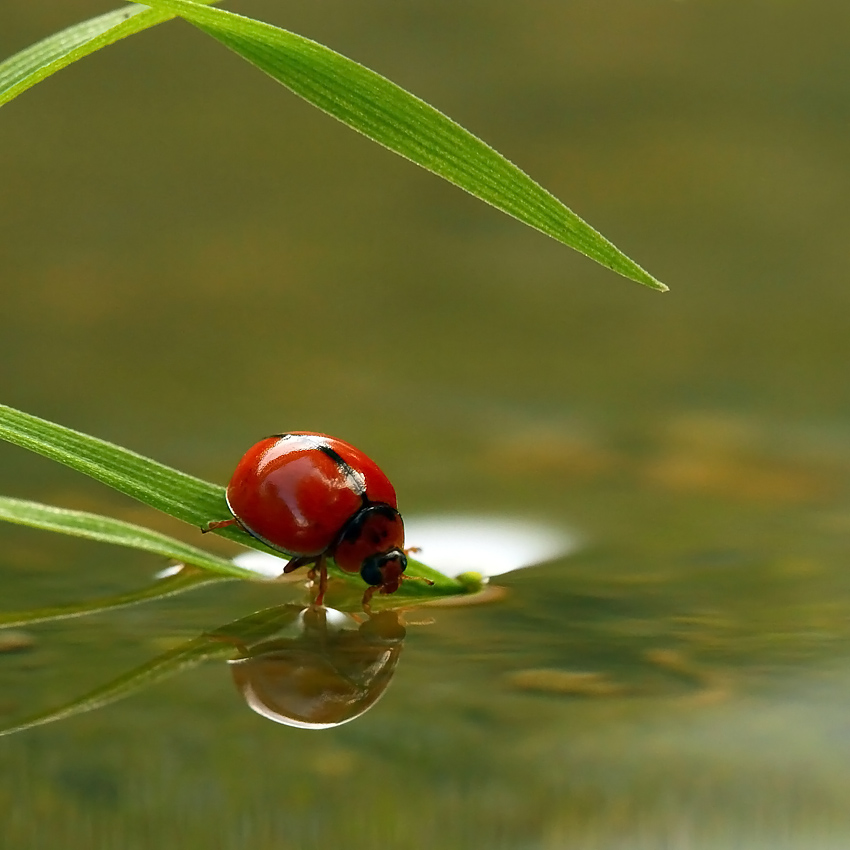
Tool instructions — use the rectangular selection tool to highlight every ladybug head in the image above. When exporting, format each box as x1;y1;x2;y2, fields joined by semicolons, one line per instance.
360;548;408;594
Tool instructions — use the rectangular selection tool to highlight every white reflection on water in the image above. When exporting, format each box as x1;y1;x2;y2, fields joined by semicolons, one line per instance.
229;514;577;579
402;515;577;577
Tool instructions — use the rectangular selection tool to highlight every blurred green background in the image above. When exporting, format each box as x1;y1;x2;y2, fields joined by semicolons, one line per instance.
2;1;850;847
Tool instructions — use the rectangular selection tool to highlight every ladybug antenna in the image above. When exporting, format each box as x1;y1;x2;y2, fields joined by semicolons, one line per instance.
401;574;435;586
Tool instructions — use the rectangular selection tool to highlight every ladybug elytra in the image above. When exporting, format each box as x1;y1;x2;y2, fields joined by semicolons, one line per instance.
207;433;420;607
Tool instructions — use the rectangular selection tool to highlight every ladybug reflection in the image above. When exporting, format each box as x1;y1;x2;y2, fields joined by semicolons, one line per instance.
229;606;405;729
208;433;423;607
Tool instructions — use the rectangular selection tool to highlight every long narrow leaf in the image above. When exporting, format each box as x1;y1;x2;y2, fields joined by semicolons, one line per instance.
140;0;666;291
1;0;664;288
0;403;264;550
0;495;254;578
0;1;219;108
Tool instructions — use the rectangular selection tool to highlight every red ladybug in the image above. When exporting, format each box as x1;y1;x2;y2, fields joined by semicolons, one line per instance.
208;433;415;607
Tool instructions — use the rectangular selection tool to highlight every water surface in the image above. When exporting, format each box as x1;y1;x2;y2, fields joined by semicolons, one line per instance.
1;1;849;846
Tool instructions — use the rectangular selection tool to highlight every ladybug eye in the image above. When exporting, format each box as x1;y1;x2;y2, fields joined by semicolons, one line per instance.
360;555;384;586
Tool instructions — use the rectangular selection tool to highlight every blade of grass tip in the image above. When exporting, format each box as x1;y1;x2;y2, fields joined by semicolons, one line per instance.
0;1;221;108
141;0;666;291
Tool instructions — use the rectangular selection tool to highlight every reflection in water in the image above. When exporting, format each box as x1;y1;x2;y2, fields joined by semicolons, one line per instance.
402;515;576;577
230;606;405;729
0;512;590;738
0;600;406;738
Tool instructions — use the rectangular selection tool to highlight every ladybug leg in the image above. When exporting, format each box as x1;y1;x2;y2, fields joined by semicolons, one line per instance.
280;556;313;585
361;585;379;613
403;546;422;556
281;556;328;605
312;555;329;607
204;518;239;533
282;556;313;575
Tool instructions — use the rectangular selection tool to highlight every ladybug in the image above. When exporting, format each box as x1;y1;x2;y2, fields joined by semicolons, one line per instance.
207;433;422;607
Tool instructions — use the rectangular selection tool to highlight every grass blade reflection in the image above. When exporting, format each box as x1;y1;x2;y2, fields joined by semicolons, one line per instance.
0;567;231;629
0;605;299;738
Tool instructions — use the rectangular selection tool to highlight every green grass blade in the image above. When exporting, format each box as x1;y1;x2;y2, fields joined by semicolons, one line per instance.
0;494;254;578
0;2;219;108
0;402;265;552
0;568;231;629
140;0;666;291
0;404;468;599
1;1;664;287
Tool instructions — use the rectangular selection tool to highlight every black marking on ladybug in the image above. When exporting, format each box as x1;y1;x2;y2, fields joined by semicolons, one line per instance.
316;443;368;497
368;525;388;545
336;503;398;547
272;433;368;498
